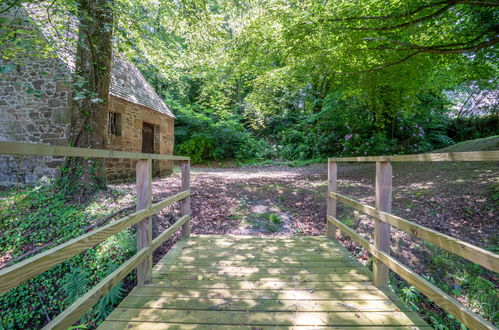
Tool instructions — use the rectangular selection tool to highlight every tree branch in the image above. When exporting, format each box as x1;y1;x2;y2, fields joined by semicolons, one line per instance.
338;51;422;75
0;0;20;14
364;34;498;54
342;3;454;31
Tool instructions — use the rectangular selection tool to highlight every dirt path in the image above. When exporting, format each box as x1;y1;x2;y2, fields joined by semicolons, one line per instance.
111;161;498;273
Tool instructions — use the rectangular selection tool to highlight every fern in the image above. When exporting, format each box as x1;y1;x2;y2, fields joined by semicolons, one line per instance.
95;282;124;320
95;263;125;321
62;268;90;302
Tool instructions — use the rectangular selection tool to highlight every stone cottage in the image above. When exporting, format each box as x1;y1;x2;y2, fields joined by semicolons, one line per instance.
0;4;175;185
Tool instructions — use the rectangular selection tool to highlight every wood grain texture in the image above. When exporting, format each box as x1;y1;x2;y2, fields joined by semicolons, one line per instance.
43;247;150;330
0;141;189;160
328;216;495;330
136;159;153;285
329;191;499;273
99;321;432;329
374;161;392;288
326;160;338;239
180;160;191;238
99;236;427;329
0;190;189;293
328;150;499;162
151;215;190;250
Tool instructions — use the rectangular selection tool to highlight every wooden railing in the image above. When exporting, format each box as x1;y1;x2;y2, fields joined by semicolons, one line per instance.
326;151;499;330
0;141;191;329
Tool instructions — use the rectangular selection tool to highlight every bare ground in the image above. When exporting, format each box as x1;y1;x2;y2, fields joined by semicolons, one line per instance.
111;161;498;275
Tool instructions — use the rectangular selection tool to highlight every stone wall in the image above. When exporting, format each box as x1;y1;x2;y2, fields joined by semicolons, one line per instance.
105;96;175;181
0;56;72;185
0;10;175;185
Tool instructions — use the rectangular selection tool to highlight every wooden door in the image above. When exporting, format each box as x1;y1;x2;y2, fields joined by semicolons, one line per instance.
142;123;154;153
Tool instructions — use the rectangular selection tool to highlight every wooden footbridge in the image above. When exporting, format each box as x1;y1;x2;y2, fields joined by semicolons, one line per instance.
0;142;498;329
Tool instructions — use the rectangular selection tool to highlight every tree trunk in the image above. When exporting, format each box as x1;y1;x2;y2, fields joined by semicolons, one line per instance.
59;0;114;198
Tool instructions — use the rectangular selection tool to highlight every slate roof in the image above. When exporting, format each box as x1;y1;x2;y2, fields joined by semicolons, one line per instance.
21;3;174;118
110;58;174;117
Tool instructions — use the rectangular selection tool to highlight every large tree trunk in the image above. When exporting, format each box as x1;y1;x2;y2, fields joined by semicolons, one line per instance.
59;0;113;198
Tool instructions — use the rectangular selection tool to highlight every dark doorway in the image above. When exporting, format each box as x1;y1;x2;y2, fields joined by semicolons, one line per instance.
142;122;154;153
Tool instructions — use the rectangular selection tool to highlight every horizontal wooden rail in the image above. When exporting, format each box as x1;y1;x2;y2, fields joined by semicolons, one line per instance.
0;190;190;293
327;215;495;330
152;215;190;250
0;141;189;161
329;191;499;273
328;151;499;163
42;247;150;330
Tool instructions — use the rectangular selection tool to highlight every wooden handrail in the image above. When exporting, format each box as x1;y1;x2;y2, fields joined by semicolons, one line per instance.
326;151;498;329
43;213;191;329
0;190;190;293
42;247;151;330
0;141;192;328
328;150;499;162
152;215;190;250
328;216;495;330
0;141;189;160
329;191;499;273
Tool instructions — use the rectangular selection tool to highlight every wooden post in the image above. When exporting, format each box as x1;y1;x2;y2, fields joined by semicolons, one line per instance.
374;161;392;288
181;160;191;238
326;160;337;239
136;159;152;285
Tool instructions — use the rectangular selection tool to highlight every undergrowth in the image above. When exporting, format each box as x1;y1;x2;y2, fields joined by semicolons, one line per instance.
0;184;135;329
390;243;498;329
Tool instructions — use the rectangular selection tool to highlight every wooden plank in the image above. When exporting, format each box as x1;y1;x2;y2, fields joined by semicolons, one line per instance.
180;160;191;237
175;249;351;258
157;265;369;275
329;191;499;273
0;190;189;293
179;247;348;255
186;235;341;242
148;190;190;215
172;254;356;263
152;271;371;282
0;141;189;160
183;241;344;249
117;295;407;312
158;259;360;267
190;234;336;240
328;150;499;162
177;247;350;257
127;287;393;300
143;280;376;290
326;160;337;239
43;247;150;330
99;321;431;329
374;161;392;288
104;308;426;326
151;215;189;251
328;215;495;330
136;159;153;285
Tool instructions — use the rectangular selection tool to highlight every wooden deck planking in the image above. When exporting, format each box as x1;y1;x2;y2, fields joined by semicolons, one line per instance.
100;235;428;329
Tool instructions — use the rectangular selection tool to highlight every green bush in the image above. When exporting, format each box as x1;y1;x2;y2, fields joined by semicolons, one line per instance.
174;104;273;163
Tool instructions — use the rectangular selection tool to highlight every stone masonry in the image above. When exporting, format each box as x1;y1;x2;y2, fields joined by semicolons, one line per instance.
0;5;175;186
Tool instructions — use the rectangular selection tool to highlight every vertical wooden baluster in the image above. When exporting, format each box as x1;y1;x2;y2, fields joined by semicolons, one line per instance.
136;159;152;285
374;161;392;288
327;160;338;239
181;160;191;238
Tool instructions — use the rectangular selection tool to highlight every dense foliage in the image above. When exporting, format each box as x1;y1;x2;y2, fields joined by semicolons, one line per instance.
0;185;135;328
114;0;498;163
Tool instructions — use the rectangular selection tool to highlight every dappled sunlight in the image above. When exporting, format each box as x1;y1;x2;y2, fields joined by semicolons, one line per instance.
101;236;426;328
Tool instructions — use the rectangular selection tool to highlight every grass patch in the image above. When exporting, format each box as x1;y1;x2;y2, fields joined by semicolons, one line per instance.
247;211;283;233
435;135;499;153
391;242;498;329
